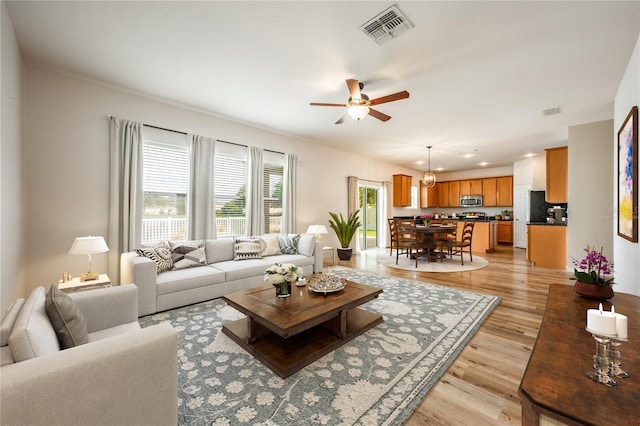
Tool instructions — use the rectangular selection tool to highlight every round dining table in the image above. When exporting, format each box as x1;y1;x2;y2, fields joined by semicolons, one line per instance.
415;224;458;261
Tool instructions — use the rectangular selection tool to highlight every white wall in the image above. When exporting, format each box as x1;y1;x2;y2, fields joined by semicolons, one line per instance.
614;35;640;296
567;120;614;272
1;2;26;313
21;65;422;293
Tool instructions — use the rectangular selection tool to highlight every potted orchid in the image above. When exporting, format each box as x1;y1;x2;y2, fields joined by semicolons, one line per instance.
572;245;614;300
264;263;302;298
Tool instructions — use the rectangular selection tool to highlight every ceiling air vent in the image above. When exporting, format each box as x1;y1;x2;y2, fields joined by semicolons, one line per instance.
542;106;562;117
360;5;414;45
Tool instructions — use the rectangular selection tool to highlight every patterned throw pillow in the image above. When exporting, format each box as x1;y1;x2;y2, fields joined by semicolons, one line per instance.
169;240;207;270
136;241;173;273
278;234;300;254
260;235;282;257
234;237;263;261
45;285;88;349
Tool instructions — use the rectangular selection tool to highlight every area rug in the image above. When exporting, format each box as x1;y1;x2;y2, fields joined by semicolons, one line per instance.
139;266;500;426
377;252;488;272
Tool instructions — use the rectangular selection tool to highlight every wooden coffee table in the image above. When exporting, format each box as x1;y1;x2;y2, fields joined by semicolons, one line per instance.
221;277;383;378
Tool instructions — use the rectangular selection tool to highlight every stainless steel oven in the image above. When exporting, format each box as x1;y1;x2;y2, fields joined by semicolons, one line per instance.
459;195;483;207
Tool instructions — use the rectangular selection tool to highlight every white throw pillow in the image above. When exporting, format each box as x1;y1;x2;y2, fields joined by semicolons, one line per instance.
260;235;282;257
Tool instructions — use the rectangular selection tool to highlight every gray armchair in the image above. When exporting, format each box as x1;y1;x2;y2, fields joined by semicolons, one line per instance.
0;284;178;425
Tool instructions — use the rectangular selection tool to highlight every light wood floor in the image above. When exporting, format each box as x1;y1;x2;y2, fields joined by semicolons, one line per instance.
327;244;573;426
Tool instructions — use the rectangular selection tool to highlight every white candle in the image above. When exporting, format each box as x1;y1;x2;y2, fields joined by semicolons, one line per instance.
586;308;617;335
615;313;628;339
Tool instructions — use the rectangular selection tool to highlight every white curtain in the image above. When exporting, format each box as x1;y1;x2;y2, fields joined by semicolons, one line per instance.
347;176;360;253
108;117;143;281
282;153;297;233
188;134;216;240
246;147;264;236
384;180;392;248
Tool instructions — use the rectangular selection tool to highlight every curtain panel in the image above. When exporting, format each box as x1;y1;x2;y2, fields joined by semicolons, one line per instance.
246;147;264;236
108;117;143;281
188;134;216;240
282;153;297;233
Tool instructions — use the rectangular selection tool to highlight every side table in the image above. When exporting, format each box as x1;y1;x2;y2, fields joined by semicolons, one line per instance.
58;273;111;293
322;246;335;264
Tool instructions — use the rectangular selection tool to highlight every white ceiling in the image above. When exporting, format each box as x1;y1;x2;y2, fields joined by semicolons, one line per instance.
6;1;640;172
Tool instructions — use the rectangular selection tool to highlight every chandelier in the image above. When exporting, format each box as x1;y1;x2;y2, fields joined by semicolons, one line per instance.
422;146;436;187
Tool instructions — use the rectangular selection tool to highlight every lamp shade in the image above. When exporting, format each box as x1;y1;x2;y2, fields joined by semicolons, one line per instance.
306;225;328;235
69;236;109;255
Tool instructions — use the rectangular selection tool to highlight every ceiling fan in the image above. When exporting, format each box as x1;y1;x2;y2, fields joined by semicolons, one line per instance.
310;79;410;124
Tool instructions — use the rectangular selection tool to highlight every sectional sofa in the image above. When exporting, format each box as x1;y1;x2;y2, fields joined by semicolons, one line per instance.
121;234;323;316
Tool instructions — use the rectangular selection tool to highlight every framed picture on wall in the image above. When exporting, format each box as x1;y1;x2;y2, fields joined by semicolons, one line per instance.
618;105;638;242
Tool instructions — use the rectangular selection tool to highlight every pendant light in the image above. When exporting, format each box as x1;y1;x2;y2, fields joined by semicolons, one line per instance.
422;146;436;187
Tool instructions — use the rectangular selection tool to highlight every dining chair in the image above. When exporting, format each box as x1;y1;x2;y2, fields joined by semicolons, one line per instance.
395;219;435;267
440;221;475;265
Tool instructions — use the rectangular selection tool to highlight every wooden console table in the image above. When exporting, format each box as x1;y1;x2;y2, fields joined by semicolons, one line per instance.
519;284;639;425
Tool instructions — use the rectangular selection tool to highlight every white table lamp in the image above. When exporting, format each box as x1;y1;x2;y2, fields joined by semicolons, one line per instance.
306;225;328;241
69;236;109;281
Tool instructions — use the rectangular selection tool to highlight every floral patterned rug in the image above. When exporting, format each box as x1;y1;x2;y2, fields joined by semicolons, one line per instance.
139;266;500;425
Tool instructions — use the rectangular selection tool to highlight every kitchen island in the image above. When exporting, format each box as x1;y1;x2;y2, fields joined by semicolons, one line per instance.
526;222;567;269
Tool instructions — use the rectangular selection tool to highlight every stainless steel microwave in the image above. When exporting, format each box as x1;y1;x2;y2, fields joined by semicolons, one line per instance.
460;195;483;207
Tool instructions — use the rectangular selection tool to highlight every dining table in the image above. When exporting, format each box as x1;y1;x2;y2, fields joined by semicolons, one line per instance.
415;224;457;261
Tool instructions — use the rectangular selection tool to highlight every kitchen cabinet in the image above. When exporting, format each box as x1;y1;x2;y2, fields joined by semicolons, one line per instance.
419;181;437;208
546;147;568;203
448;181;460;207
459;180;471;196
393;174;412;207
437;181;449;207
497;220;513;244
482;178;497;206
497;176;513;206
459;179;483;196
527;224;567;269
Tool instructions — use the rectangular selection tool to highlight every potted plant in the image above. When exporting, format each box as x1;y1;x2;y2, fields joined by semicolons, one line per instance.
572;245;615;300
328;210;362;260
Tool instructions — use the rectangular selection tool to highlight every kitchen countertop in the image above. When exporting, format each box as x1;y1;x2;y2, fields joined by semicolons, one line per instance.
527;221;567;226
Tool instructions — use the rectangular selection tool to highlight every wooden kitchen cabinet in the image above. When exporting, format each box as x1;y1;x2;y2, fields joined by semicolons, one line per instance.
419;181;437;208
482;178;497;206
437;181;449;207
497;220;513;244
393;174;412;207
497;176;513;206
459;180;471;196
546;147;568;203
527;224;567;269
448;181;460;207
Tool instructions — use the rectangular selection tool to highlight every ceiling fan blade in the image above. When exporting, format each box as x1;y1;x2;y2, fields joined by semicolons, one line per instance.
346;79;361;100
310;102;347;107
335;113;347;125
369;90;410;105
368;108;392;122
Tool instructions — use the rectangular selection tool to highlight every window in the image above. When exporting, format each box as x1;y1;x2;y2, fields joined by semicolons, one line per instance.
214;142;248;237
263;151;284;233
141;127;189;244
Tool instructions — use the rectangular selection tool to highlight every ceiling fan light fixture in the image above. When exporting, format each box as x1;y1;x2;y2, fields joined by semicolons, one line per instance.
422;145;436;187
348;105;370;121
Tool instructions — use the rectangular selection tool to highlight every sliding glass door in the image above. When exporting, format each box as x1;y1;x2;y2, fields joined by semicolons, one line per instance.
359;184;381;249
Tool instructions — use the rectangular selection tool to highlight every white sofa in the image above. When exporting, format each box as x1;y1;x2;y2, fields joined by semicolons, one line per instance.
121;235;323;317
0;284;178;425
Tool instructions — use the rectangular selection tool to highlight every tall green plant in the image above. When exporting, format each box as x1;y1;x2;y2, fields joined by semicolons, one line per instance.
328;210;362;248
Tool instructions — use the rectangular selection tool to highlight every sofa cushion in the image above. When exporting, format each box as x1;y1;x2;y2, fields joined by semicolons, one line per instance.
88;321;141;343
279;234;300;254
265;254;315;270
156;266;226;296
260;235;282;257
234;237;263;261
1;298;25;346
297;234;316;257
212;259;273;282
169;240;207;269
136;241;173;273
206;239;235;263
8;287;60;362
45;285;89;349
